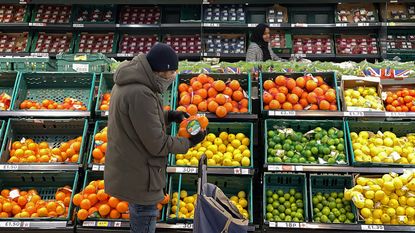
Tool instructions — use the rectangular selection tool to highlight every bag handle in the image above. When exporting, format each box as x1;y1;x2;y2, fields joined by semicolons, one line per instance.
220;219;232;233
197;154;207;195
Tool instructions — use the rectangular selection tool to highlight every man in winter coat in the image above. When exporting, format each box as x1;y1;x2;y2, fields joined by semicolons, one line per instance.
105;43;206;233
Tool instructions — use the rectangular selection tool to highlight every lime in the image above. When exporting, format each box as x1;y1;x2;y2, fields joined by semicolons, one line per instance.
321;215;328;223
311;147;318;155
328;213;336;221
337;144;344;151
283;144;291;151
289;196;295;203
338;131;344;138
290;158;299;163
266;213;273;220
284;201;290;208
272;209;279;216
299;157;307;163
339;208;346;214
322;207;330;216
346;212;354;221
296;212;303;219
315;133;322;140
285;209;291;215
286;151;294;157
272;201;279;208
344;219;352;224
275;144;282;149
328;139;335;146
339;214;346;222
285;216;292;222
274;157;282;163
279;213;286;219
313;207;320;213
314;217;321;222
266;204;274;212
336;203;343;209
273;135;280;143
333;219;340;223
267;197;274;204
295;144;303;151
291;205;298;212
293;217;300;222
274;216;281;221
278;197;285;203
278;205;285;213
315;212;322;218
266;190;273;197
267;157;274;163
272;194;279;200
284;193;290;200
295;193;302;200
268;131;275;137
308;157;316;162
323;147;330;155
304;150;312;157
328;202;336;209
328;158;336;164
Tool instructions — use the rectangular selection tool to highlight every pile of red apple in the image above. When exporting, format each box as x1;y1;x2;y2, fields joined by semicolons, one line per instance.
0;4;26;23
270;32;286;48
165;35;201;54
34;33;72;53
0;32;29;53
387;35;415;50
77;33;114;53
336;36;378;55
75;6;113;23
293;36;332;54
19;98;87;111
119;6;160;25
33;5;71;24
118;34;158;54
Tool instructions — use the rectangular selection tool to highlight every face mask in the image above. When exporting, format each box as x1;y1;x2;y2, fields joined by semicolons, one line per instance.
155;73;174;92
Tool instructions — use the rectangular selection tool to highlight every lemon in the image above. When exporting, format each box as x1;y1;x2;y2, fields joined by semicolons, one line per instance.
357;177;368;186
232;161;241;166
406;207;415;217
373;219;382;224
364;217;373;224
241;157;250;167
218;144;227;153
223;158;233;166
228;134;236;142
176;159;185;166
206;133;216;142
186;203;194;212
239;198;248;208
383;181;395;191
190;158;199;166
219;132;228;141
407;197;415;207
365;190;375;199
212;154;222;164
386;208;396;217
393;177;404;189
173;192;178;198
233;153;243;163
231;140;241;148
169;214;177;218
233;149;241;156
236;133;245;141
172;197;178;206
354;185;363;193
374;138;383;146
359;131;369;139
242;138;250;146
238;191;246;199
399;196;407;205
373;209;383;219
388;199;399;209
205;150;214;159
180;207;188;215
207;159;216;166
226;146;235;153
374;190;385;201
370;184;381;191
171;206;177;214
390;193;398;200
344;189;352;201
396;206;406;216
365;199;374;208
381;213;391;223
176;154;184;160
180;190;188;199
179;201;186;208
353;143;362;150
230;196;239;203
390;218;399;225
238;145;248;152
361;208;372;218
382;174;393;182
214;138;223;146
384;137;394;147
242;150;250;158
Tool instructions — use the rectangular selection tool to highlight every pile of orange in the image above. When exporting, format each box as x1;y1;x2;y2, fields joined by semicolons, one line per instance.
177;115;209;138
73;179;170;221
176;74;249;118
8;137;83;163
384;88;415;112
92;127;108;164
0;186;72;218
263;75;338;111
99;93;111;111
19;98;87;111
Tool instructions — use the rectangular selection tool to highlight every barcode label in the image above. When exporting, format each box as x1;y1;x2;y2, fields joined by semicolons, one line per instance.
82;221;96;227
336;23;347;27
0;221;21;227
270;24;281;27
72;64;89;73
277;222;300;228
116;53;134;57
358;23;370;27
92;165;99;171
248;24;258;28
344;111;364;117
274;111;296;116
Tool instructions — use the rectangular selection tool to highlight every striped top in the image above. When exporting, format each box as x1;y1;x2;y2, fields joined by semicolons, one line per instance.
246;42;280;62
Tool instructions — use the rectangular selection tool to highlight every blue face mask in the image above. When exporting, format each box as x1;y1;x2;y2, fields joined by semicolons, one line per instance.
155;73;174;93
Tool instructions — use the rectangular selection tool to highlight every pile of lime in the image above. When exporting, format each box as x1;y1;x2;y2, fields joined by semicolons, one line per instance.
312;191;355;224
265;188;305;222
266;126;347;164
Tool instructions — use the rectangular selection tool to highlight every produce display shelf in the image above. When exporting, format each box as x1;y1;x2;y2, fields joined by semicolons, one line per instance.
202;52;246;59
28;23;72;29
161;23;202;28
0;220;69;229
266;110;415;119
264;165;415;174
265;222;415;232
387;22;415;27
167;166;255;175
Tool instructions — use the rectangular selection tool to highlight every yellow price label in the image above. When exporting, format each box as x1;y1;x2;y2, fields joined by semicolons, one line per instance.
74;54;87;61
97;221;108;227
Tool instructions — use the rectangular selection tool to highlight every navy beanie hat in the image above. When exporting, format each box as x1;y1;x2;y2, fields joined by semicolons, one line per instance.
146;43;178;72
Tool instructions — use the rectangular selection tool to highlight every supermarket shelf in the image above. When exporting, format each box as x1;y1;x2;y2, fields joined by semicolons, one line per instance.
0;53;30;57
336;54;381;60
28;23;72;29
266;110;415;119
108;53;201;60
161;23;202;28
265;222;415;232
0;163;80;171
167;166;255;175
0;23;29;28
73;23;116;30
0;220;68;229
0;111;90;118
264;165;413;174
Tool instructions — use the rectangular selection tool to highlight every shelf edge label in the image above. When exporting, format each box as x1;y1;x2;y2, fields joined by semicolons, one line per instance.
277;222;300;228
0;164;19;170
361;225;385;231
385;112;407;117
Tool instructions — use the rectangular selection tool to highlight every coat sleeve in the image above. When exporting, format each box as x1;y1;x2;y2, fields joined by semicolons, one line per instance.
246;43;261;62
129;89;191;156
269;46;281;61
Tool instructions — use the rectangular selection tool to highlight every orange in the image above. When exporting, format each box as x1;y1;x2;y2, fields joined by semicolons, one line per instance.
77;209;88;221
198;116;209;129
109;209;121;219
207;88;218;98
84;185;96;195
88;207;98;216
286;78;296;90
37;207;48;217
39;142;49;149
195;89;208;99
293;104;303;110
307;92;318;104
299;99;309;108
222;87;233;97
329;104;337;111
223;102;233;112
12;204;21;215
98;204;111;216
320;84;330;93
71;141;81;152
176;106;187;113
178;127;190;138
213;80;226;92
296;77;305;88
269;100;281;110
282;102;293;110
191;81;203;91
269;87;279;96
179;94;191;106
88;194;98;206
98;180;105;190
2;202;12;213
215;94;227;105
239;99;248;108
192;95;203;105
316;76;325;86
306;80;318;92
240;107;248;113
17;196;27;207
161;194;170;205
198;101;208;112
70;154;79;163
178;83;188;93
207;101;219;113
287;94;299;104
309;104;319;110
92;148;103;160
319;100;330;110
232;91;244;102
215;106;227;118
325;91;336;103
229;80;240;91
46;202;57;212
263;80;275;90
80;199;91;210
404;96;413;103
100;143;107;153
203;83;211;90
292;87;303;97
274;76;286;86
186;104;198;116
116;201;129;213
275;93;286;104
278;86;288;95
73;194;83;206
97;190;108;202
264;105;269;110
108;197;120;208
14;149;24;158
66;148;76;157
313;87;324;96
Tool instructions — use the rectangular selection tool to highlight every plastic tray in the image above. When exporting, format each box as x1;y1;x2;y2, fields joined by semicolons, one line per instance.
30;32;75;54
30;4;73;24
72;5;116;24
0;118;88;164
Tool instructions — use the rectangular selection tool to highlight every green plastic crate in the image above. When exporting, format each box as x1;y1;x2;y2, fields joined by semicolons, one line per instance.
73;33;119;55
346;120;415;167
170;122;254;168
263;173;308;223
0;72;18;107
95;72;175;117
259;72;340;112
0;119;88;164
87;120;107;165
77;170;166;223
57;53;113;73
174;73;252;114
0;32;32;53
264;119;349;166
13;57;57;72
11;72;95;112
166;174;253;223
30;4;73;24
30;32;75;54
0;4;30;23
73;5;117;24
309;174;358;224
0;171;79;221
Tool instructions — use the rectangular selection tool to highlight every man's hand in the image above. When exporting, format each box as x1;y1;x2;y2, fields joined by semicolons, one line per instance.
167;110;190;124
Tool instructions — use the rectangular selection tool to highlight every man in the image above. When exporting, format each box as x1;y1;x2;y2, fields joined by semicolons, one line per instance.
105;43;206;233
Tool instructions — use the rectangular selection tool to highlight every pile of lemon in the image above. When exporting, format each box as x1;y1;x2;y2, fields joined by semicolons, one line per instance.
345;170;415;225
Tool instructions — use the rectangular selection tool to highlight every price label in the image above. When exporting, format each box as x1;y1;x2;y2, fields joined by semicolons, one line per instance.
30;23;46;27
82;221;96;227
277;222;300;228
30;53;49;57
22;222;30;228
99;165;105;171
335;23;347;27
248;24;258;28
97;221;109;227
73;24;85;28
0;164;19;170
114;222;121;227
389;22;396;26
344;111;364;117
92;165;99;171
269;222;276;227
241;169;249;175
104;111;109;116
274;111;296;116
361;225;384;231
234;168;241;174
270;23;281;28
116;53;133;57
0;221;21;227
358;23;370;27
175;167;197;173
268;165;283;171
385;112;407;117
292;23;308;28
177;223;193;229
72;64;89;73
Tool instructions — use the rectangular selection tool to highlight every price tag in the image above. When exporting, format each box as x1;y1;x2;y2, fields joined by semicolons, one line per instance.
72;64;89;73
270;24;281;27
82;221;96;227
0;221;21;227
361;225;385;231
248;24;258;28
19;0;28;4
296;166;303;171
292;23;308;28
175;167;197;173
116;53;133;57
389;22;396;26
344;111;364;117
0;164;19;170
385;112;407;117
335;23;347;27
97;221;108;227
268;165;283;171
92;165;99;171
114;222;121;227
274;111;296;116
269;222;276;227
73;24;85;28
277;222;300;228
104;111;109;116
241;169;249;175
358;23;370;27
30;23;46;27
30;53;49;57
22;222;30;228
99;165;105;171
177;223;193;229
202;53;207;56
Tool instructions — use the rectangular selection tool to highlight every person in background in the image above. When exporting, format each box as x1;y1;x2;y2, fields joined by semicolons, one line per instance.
104;43;206;233
246;23;280;62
